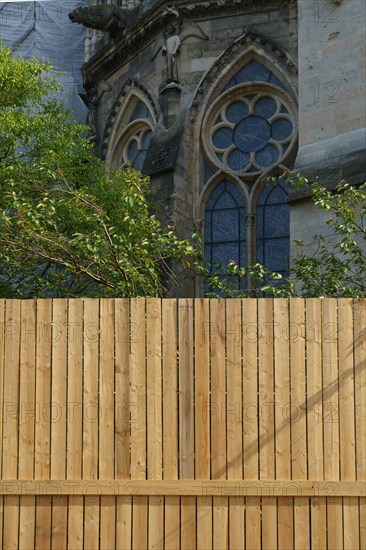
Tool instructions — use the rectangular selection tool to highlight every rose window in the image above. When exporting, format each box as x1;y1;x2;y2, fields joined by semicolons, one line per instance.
203;84;297;178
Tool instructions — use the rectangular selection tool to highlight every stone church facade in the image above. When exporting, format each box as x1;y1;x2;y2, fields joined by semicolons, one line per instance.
72;0;366;295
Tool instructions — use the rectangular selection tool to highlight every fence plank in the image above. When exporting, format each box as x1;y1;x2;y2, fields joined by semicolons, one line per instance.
115;299;132;550
243;298;260;549
290;299;310;549
83;299;100;550
259;298;277;549
67;299;84;550
339;299;359;550
179;299;196;550
50;299;68;550
130;298;148;550
322;298;343;550
19;300;36;550
3;300;21;550
147;298;163;550
163;299;179;550
354;299;366;549
226;299;244;550
274;299;293;550
195;299;212;550
99;299;116;550
211;299;228;549
0;299;4;547
34;300;52;549
307;298;327;550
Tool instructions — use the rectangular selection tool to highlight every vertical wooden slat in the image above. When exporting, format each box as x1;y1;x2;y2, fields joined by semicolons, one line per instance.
51;299;68;550
67;299;83;550
258;298;277;549
307;299;326;549
83;299;100;550
99;299;116;550
179;299;196;550
290;299;310;549
195;299;212;550
354;299;366;549
19;300;36;550
274;299;293;550
322;298;343;550
0;299;4;547
115;299;132;550
130;298;147;550
35;300;52;549
226;299;244;549
339;299;359;550
2;300;21;550
210;299;228;550
243;298;260;549
163;299;179;550
147;298;163;550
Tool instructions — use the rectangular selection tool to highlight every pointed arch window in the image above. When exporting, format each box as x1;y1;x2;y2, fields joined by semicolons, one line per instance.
204;180;246;289
256;181;290;277
201;55;296;292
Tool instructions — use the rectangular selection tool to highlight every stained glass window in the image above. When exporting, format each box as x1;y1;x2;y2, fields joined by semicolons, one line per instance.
256;181;290;277
225;60;287;91
124;127;152;171
205;180;246;289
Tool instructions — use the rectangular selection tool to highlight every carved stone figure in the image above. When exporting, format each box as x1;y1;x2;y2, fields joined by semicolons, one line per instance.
152;22;208;84
162;25;181;83
69;5;131;38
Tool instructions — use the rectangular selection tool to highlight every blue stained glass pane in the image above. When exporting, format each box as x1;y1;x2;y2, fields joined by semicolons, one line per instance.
256;240;264;264
127;140;138;162
234;116;271;153
212;243;240;271
271;119;293;141
214;190;237;209
226;102;248;124
259;183;288;206
133;151;145;171
281;106;289;114
212;127;234;149
264;239;290;271
204;160;217;184
254;97;277;118
242;60;271;82
228;150;250;171
130;100;148;122
256;182;289;275
255;144;279;167
212;209;240;242
142;130;152;150
269;72;287;90
215;114;223;124
264;205;289;237
205;181;246;289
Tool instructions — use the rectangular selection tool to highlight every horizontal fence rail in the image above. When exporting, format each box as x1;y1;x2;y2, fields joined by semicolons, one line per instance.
0;298;365;549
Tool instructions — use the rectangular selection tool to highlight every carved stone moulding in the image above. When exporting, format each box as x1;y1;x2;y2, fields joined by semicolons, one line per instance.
82;0;275;83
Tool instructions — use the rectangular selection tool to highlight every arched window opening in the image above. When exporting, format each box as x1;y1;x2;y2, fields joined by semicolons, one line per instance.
256;181;290;278
204;180;246;290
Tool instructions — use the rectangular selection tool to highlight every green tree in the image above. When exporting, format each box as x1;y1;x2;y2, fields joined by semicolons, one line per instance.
0;44;195;298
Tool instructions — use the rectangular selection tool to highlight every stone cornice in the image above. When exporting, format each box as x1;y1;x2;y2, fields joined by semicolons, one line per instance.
82;0;288;84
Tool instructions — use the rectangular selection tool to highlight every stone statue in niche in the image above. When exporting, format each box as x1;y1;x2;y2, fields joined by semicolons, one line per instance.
152;22;208;85
69;5;132;38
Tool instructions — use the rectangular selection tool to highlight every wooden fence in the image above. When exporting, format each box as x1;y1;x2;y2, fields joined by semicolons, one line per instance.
0;298;365;549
